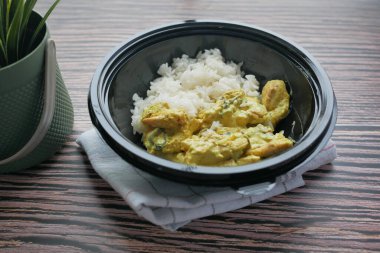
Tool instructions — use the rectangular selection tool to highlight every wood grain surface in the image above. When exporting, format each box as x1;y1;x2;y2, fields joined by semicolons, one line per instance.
1;0;380;252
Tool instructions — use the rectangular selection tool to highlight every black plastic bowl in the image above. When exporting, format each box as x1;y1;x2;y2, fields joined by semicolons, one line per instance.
89;20;337;187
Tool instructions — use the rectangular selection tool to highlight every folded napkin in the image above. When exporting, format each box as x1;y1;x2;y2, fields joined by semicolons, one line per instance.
77;129;336;231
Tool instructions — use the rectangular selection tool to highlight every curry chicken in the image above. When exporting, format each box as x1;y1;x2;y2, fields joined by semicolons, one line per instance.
140;80;293;166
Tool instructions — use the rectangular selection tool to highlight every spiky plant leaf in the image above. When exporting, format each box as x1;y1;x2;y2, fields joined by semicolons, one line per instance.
8;0;18;16
20;0;37;54
21;0;38;30
0;0;6;44
0;39;6;67
6;0;24;63
5;0;11;39
28;0;60;52
0;0;61;68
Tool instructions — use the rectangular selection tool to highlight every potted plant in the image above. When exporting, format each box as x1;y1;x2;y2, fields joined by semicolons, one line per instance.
0;0;74;173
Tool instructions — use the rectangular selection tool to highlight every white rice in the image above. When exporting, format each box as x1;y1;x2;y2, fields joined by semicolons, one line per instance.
131;48;260;134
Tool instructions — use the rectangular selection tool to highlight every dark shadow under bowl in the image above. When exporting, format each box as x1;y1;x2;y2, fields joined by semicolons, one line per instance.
89;21;337;187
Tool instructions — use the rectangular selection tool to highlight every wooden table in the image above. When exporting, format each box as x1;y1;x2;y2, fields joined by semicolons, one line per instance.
1;0;380;252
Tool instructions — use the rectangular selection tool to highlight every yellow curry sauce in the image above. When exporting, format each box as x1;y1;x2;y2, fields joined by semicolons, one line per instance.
140;80;293;166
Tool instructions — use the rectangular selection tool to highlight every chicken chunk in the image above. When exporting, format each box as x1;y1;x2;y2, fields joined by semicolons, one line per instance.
244;124;293;158
237;96;268;126
142;117;201;154
198;90;267;128
142;102;187;130
181;127;249;165
261;80;290;127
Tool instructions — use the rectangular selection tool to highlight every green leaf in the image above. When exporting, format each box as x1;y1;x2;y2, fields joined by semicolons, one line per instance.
19;0;37;55
0;37;7;66
8;0;19;19
6;0;24;63
0;0;5;44
27;0;61;52
5;0;11;33
21;0;37;29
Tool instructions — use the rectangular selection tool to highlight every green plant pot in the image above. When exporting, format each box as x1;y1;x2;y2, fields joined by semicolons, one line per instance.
0;12;74;173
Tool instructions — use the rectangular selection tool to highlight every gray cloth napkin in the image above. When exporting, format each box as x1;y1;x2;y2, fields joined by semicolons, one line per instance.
77;129;337;231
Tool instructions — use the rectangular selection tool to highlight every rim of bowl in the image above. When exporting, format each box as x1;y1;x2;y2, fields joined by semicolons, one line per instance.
89;20;335;176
